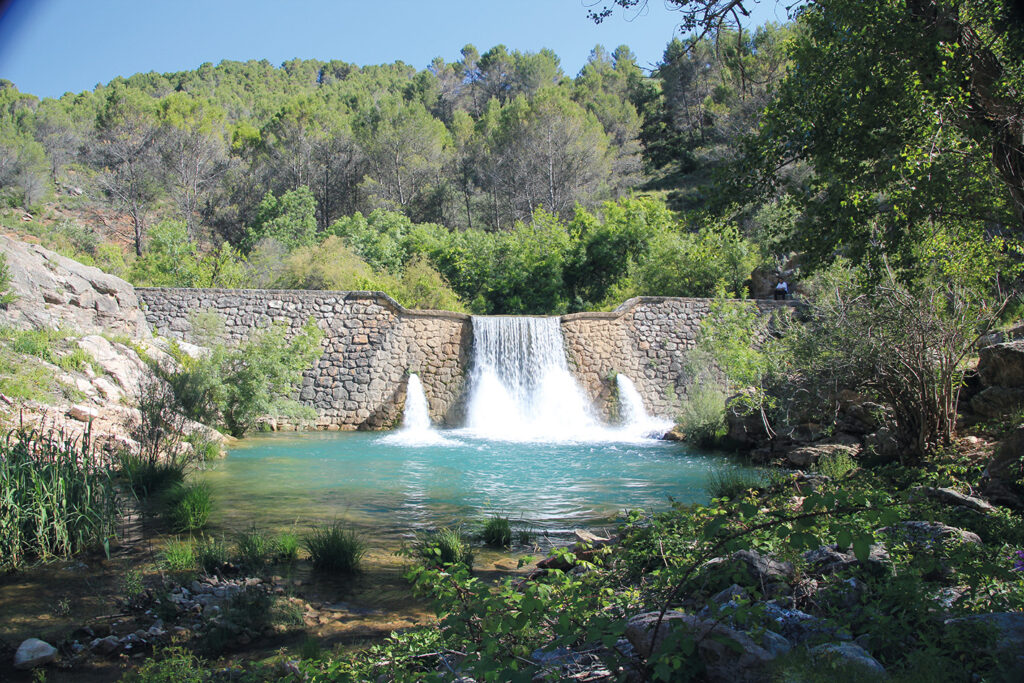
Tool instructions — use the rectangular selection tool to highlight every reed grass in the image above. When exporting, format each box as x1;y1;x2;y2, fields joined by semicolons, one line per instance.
705;468;766;500
163;482;212;532
411;526;474;569
0;428;117;570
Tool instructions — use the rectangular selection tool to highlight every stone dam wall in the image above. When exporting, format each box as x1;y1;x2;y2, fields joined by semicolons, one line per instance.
136;288;791;429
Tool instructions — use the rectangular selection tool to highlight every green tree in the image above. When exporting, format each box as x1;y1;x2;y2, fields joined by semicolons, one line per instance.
243;186;318;251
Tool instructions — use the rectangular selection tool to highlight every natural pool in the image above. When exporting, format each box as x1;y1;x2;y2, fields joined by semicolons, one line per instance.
199;430;754;544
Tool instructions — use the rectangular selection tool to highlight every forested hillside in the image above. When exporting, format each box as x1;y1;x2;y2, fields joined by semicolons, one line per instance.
0;0;1020;316
0;27;799;313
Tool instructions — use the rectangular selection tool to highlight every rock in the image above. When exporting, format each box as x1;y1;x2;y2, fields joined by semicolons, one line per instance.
0;235;150;337
762;602;850;643
91;635;121;656
840;400;886;434
68;404;100;422
882;521;982;547
909;486;994;513
785;443;860;469
725;392;770;448
864;428;902;460
759;630;792;657
704;549;795;587
802;543;890;575
13;638;57;669
970;386;1024;417
77;335;150;398
945;612;1024;669
809;642;886;676
625;611;774;682
977;339;1024;387
711;584;750;605
982;428;1024;509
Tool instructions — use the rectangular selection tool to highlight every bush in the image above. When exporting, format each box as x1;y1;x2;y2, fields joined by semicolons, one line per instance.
160;538;196;573
677;383;728;448
481;514;512;548
127;646;207;683
705;468;765;500
235;525;276;569
163;482;212;532
304;523;366;573
185;432;222;461
815;452;857;479
411;526;474;570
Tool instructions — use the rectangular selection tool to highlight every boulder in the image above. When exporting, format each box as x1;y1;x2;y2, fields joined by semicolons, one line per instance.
77;335;151;399
0;235;150;338
969;386;1024;417
880;521;982;548
725;395;769;449
909;486;994;513
802;543;890;575
982;428;1024;509
13;638;57;669
945;612;1024;670
864;428;902;460
703;550;795;591
977;339;1024;388
625;611;774;682
809;643;886;676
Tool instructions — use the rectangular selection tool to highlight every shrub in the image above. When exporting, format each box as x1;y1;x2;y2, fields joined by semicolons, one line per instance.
705;468;765;500
481;514;512;548
815;452;857;479
160;538;196;573
185;432;222;461
127;646;207;683
163;482;212;532
194;535;229;574
677;382;728;448
0;428;118;569
304;523;366;573
411;526;474;570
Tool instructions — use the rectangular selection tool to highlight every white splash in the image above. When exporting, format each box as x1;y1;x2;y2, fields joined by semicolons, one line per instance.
382;373;459;446
461;316;612;442
616;374;673;439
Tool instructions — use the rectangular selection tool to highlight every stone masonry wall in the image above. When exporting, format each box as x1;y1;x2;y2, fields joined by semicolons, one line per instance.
136;288;470;429
136;288;791;428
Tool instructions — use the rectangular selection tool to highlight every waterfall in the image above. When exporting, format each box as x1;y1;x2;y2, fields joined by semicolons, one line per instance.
616;374;673;439
382;373;457;446
464;316;603;441
401;374;431;432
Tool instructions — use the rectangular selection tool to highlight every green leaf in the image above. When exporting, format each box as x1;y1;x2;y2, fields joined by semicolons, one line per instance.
852;534;873;563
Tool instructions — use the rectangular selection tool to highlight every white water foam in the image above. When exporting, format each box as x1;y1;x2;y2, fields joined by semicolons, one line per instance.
616;374;673;439
382;373;460;446
459;316;665;443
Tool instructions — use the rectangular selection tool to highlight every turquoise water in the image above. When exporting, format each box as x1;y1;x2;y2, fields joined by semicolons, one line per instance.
200;431;750;541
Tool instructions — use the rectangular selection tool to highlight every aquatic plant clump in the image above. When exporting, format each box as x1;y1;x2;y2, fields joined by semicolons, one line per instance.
304;523;366;573
163;482;213;532
481;514;512;548
0;428;118;569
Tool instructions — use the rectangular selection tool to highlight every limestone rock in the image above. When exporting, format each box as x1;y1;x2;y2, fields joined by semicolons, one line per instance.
0;235;150;338
977;339;1024;388
625;611;774;682
802;543;890;575
864;428;902;460
13;638;57;669
77;335;150;398
909;486;994;513
970;386;1024;417
68;404;100;422
945;612;1024;670
880;521;982;548
809;642;886;676
982;428;1024;509
704;549;795;587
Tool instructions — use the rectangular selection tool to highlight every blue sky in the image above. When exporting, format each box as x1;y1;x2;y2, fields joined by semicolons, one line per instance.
0;0;790;100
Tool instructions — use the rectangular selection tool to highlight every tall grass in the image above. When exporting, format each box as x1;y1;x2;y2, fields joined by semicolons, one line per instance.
481;514;512;548
705;468;766;500
304;523;366;573
0;428;117;569
163;482;212;532
118;451;186;499
411;526;474;569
